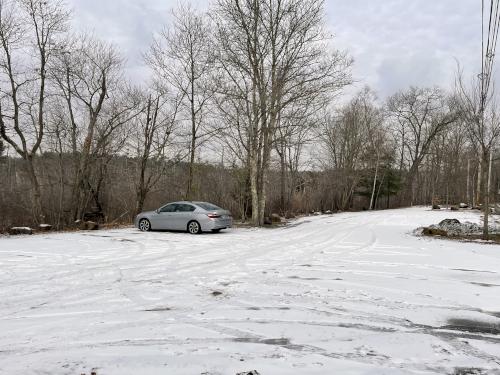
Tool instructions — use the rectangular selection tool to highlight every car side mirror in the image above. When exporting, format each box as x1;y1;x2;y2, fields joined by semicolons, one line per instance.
156;208;160;214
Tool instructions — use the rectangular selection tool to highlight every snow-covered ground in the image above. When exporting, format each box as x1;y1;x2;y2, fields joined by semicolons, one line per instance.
1;207;500;375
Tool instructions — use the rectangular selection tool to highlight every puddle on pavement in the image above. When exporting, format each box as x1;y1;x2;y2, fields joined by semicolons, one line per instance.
442;318;500;335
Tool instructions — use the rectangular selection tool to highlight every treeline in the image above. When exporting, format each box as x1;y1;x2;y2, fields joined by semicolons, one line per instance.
1;0;499;230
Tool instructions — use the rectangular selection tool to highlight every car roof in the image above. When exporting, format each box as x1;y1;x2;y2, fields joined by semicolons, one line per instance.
163;201;217;207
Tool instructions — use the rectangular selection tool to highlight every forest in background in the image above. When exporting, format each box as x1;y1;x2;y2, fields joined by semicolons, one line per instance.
1;0;500;231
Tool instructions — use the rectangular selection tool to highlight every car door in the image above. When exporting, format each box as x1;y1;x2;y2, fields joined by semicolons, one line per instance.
156;203;178;229
171;203;196;230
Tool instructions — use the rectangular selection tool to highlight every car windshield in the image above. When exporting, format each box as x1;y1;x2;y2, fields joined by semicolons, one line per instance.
195;202;222;211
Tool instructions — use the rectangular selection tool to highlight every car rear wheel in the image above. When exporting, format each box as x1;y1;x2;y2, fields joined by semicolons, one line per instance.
187;220;201;234
139;218;151;232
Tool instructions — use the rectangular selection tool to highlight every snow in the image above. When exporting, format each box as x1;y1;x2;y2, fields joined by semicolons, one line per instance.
1;207;500;374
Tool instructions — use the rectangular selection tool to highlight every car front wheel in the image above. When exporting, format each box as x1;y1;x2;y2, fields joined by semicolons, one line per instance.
138;218;151;232
187;220;201;234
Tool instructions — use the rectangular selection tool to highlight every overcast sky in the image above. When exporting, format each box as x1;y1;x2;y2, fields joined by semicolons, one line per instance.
66;0;481;99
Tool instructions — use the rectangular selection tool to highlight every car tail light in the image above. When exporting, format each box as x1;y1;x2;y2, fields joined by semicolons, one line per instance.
207;213;221;219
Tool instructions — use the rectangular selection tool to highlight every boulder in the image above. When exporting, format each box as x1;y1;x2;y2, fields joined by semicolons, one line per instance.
459;203;469;209
422;227;448;237
324;210;333;214
439;218;460;226
236;371;260;375
450;206;459;211
263;217;272;225
284;212;296;219
38;224;52;232
432;204;441;210
8;227;33;235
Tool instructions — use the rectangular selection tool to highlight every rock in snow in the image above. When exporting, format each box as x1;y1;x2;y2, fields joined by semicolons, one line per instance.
7;227;33;235
420;218;499;237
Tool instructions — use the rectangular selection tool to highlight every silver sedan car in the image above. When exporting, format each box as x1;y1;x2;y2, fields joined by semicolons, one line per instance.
135;201;233;234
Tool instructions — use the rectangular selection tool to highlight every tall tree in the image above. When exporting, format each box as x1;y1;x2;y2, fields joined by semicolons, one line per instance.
214;0;351;225
386;87;456;205
128;87;182;215
52;35;123;220
456;73;500;237
147;3;213;200
0;0;69;222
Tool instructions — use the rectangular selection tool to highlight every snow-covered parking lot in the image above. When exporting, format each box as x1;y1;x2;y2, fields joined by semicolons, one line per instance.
1;207;500;374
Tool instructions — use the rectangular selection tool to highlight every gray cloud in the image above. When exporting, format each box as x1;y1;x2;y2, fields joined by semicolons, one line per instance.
66;0;482;97
325;0;481;97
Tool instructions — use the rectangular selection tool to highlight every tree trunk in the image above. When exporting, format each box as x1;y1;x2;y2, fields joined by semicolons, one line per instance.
25;155;43;224
250;155;260;226
186;136;196;200
186;61;197;201
279;146;286;214
135;188;147;216
369;158;379;210
476;158;482;206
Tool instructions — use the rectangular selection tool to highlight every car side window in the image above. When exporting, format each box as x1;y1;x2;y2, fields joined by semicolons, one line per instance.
160;204;176;213
176;204;196;212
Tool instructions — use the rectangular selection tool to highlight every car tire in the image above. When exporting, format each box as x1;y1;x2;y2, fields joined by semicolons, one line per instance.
138;218;151;232
187;220;201;234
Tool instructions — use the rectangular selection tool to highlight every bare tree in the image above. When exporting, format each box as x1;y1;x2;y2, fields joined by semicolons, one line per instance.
455;73;500;237
147;3;213;200
127;87;182;215
51;35;123;220
386;87;456;205
320;97;370;210
274;101;318;214
214;0;351;225
0;0;69;222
